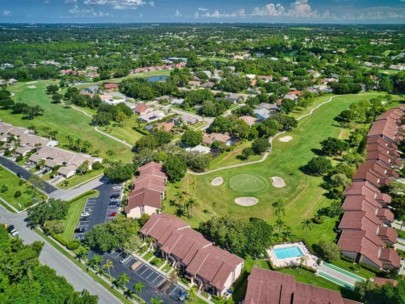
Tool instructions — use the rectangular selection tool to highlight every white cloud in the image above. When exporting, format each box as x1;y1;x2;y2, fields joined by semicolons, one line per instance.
3;10;10;16
252;3;285;16
286;0;317;18
195;8;246;18
69;5;110;17
84;0;147;10
64;0;77;3
174;9;182;17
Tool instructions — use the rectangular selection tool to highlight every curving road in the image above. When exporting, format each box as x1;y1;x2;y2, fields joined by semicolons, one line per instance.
0;205;121;304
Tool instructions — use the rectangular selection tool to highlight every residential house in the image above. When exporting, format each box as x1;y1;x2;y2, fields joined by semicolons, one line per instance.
203;133;232;146
257;75;273;83
157;122;175;132
185;145;211;154
245;268;361;304
134;103;152;115
104;83;119;92
125;162;167;219
337;106;404;271
140;110;166;123
140;214;244;297
239;116;257;127
254;108;271;121
83;86;100;95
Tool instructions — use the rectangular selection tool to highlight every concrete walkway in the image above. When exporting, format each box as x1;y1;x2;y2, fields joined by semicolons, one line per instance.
49;176;104;201
70;105;132;148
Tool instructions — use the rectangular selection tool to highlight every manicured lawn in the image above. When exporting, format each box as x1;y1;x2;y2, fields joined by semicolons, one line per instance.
0;166;47;210
165;92;387;248
99;118;144;145
56;190;99;243
162;263;172;273
331;259;377;279
150;257;164;268
4;80;133;161
58;169;104;189
279;268;340;291
229;174;268;193
143;251;154;261
208;141;262;169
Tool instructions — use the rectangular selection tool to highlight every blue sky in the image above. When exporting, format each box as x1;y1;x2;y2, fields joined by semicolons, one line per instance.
1;0;405;23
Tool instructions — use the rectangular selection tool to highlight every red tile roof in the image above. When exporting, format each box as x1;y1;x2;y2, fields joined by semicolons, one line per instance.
140;214;244;292
125;188;162;211
378;226;398;244
373;277;398;287
380;248;401;268
244;268;361;304
134;103;151;114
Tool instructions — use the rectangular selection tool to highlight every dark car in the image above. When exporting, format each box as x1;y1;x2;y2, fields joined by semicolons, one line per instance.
178;291;189;301
74;227;86;233
16;173;22;178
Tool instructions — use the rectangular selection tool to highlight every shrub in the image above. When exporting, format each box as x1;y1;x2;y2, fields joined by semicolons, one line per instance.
1;185;8;193
14;190;22;198
312;216;324;224
67;240;81;250
92;161;103;170
53;234;67;246
16;155;23;162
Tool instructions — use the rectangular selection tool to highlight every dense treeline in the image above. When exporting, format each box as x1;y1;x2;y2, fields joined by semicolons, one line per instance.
0;225;98;303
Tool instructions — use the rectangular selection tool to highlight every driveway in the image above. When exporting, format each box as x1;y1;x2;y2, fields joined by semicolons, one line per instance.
0;204;120;304
0;155;58;195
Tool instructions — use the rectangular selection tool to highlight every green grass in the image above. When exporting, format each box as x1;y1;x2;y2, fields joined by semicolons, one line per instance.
229;174;268;193
279;268;341;291
398;229;405;239
330;259;376;279
56;190;99;243
99;118;144;145
4;80;133;161
150;257;164;268
165;92;387;248
143;251;154;261
58;169;103;190
162;263;172;273
0;166;47;210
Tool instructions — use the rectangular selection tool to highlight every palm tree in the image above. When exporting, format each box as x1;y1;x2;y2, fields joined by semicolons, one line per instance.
87;254;102;270
275;218;285;235
96;267;105;277
123;288;135;299
103;259;114;279
175;207;185;217
175;191;185;207
186;198;197;218
114;273;130;290
272;201;286;219
134;281;144;300
150;298;163;304
301;218;312;239
282;227;295;242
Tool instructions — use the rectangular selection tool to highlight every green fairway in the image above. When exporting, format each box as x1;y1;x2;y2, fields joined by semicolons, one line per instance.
0;166;47;210
229;174;268;193
165;92;387;248
4;81;133;161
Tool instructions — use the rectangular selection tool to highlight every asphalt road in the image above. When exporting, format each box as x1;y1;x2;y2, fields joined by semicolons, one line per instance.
0;156;58;194
0;205;121;304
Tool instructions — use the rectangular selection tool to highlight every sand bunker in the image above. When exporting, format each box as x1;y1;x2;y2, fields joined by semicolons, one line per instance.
272;176;286;188
279;136;293;142
27;85;37;89
234;197;259;206
211;177;224;186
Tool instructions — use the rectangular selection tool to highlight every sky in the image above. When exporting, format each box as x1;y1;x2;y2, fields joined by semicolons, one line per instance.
1;0;405;24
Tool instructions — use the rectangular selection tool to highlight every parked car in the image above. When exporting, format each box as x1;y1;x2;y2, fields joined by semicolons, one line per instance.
74;227;86;233
16;173;22;178
112;185;122;190
108;211;117;217
6;224;18;237
81;212;90;217
80;216;89;221
178;291;189;301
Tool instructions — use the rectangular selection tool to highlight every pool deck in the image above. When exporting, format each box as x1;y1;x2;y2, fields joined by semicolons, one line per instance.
268;242;318;270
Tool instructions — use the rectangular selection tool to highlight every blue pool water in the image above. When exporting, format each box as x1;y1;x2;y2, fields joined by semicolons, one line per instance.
273;246;304;259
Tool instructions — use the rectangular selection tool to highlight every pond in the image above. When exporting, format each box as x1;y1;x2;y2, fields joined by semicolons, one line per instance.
146;76;168;82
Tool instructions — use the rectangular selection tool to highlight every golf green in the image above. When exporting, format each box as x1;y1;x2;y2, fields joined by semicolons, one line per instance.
229;174;268;193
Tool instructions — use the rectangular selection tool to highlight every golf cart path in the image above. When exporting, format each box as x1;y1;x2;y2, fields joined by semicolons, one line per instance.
189;95;342;176
70;105;133;148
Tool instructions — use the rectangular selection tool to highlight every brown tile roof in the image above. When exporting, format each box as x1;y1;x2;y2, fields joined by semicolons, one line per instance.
342;195;381;211
338;211;380;232
380;248;401;268
344;181;380;201
378;226;397;244
367;119;400;141
140;214;243;292
134;103;151;114
367;136;398;151
366;142;400;158
239;116;257;126
376;208;394;223
373;277;398;287
104;83;119;90
157;122;175;132
353;166;389;188
244;268;360;304
202;133;231;145
125;188;162;211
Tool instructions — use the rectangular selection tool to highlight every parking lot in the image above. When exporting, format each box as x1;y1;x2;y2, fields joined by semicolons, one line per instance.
102;250;186;303
74;183;123;240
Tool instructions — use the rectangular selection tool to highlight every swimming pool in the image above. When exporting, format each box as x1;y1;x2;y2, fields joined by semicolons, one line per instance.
273;246;304;259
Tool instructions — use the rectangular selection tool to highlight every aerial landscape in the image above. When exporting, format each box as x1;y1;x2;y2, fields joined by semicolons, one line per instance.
1;0;405;303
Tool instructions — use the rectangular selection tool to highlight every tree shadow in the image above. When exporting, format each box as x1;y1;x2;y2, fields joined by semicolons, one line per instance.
311;148;325;156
